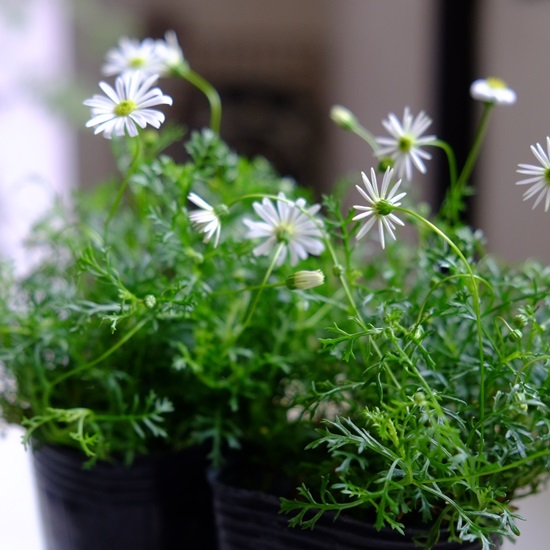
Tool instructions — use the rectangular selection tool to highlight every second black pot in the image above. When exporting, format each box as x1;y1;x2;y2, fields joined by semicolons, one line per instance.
210;471;499;550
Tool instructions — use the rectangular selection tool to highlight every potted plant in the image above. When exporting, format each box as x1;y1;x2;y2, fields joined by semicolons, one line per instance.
266;83;549;549
0;32;336;550
1;29;548;550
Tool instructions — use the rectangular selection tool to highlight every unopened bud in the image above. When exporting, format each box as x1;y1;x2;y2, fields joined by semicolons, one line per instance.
330;105;358;131
286;270;325;290
378;157;394;173
513;313;528;329
144;295;157;309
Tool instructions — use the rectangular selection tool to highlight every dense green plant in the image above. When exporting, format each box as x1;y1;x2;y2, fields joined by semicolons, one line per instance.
0;35;337;466
1;32;548;550
280;91;550;548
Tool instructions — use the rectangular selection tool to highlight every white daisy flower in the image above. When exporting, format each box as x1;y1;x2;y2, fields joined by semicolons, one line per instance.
516;137;550;212
243;193;325;267
84;72;173;139
188;193;223;247
352;167;406;249
155;31;186;74
470;77;516;105
375;107;437;181
102;36;165;77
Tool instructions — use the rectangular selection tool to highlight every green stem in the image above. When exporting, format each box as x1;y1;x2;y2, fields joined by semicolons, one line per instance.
104;137;142;240
353;124;379;153
439;103;494;224
457;102;494;191
432;139;458;190
397;207;486;445
47;318;148;395
175;66;222;134
240;243;285;332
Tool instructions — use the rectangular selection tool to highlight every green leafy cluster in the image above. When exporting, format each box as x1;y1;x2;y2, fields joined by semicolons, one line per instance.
279;131;550;547
0;128;337;466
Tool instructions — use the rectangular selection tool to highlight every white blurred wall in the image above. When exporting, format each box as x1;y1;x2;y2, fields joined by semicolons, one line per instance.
0;0;74;548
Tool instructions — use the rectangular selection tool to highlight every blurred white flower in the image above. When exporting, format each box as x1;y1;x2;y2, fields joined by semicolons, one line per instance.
470;77;516;105
375;107;436;181
244;193;325;267
188;193;223;247
102;36;165;77
353;167;406;249
155;31;186;74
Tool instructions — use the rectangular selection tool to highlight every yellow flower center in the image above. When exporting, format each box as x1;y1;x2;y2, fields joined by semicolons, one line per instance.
544;168;550;186
114;100;137;116
129;57;146;68
487;77;507;90
276;224;294;244
398;136;413;153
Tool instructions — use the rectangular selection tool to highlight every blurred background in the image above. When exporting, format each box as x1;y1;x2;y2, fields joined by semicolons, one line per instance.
1;0;549;548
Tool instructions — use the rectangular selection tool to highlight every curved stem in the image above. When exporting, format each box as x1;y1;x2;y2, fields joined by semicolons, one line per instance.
175;66;222;134
397;207;486;447
353;124;379;153
47;318;149;396
432;139;458;190
240;243;285;332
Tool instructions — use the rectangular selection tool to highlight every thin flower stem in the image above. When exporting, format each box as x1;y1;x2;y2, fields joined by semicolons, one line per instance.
240;243;285;331
353;124;379;153
175;66;222;134
440;103;494;224
397;207;486;445
47;318;149;395
104;136;142;239
432;139;458;190
457;102;494;192
513;354;550;386
211;282;284;296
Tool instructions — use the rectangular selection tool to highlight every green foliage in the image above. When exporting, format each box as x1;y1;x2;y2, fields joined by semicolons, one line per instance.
1;39;548;550
279;122;550;547
0;126;337;467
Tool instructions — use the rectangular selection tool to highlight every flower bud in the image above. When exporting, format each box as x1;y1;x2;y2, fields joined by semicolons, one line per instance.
144;294;157;309
513;313;528;329
286;270;325;290
330;105;358;131
378;157;394;173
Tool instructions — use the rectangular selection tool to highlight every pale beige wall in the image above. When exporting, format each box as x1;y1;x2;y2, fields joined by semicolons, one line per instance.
324;0;439;201
476;0;550;264
476;4;550;548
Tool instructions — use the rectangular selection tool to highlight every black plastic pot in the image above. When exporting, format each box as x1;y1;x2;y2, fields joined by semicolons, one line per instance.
210;473;499;550
32;444;218;550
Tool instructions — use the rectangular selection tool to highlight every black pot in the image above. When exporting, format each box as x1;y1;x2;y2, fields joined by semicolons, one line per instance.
210;472;498;550
32;444;218;550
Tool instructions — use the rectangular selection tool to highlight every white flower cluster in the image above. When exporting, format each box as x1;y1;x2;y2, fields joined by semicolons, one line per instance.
84;32;184;139
84;33;547;276
188;192;325;267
